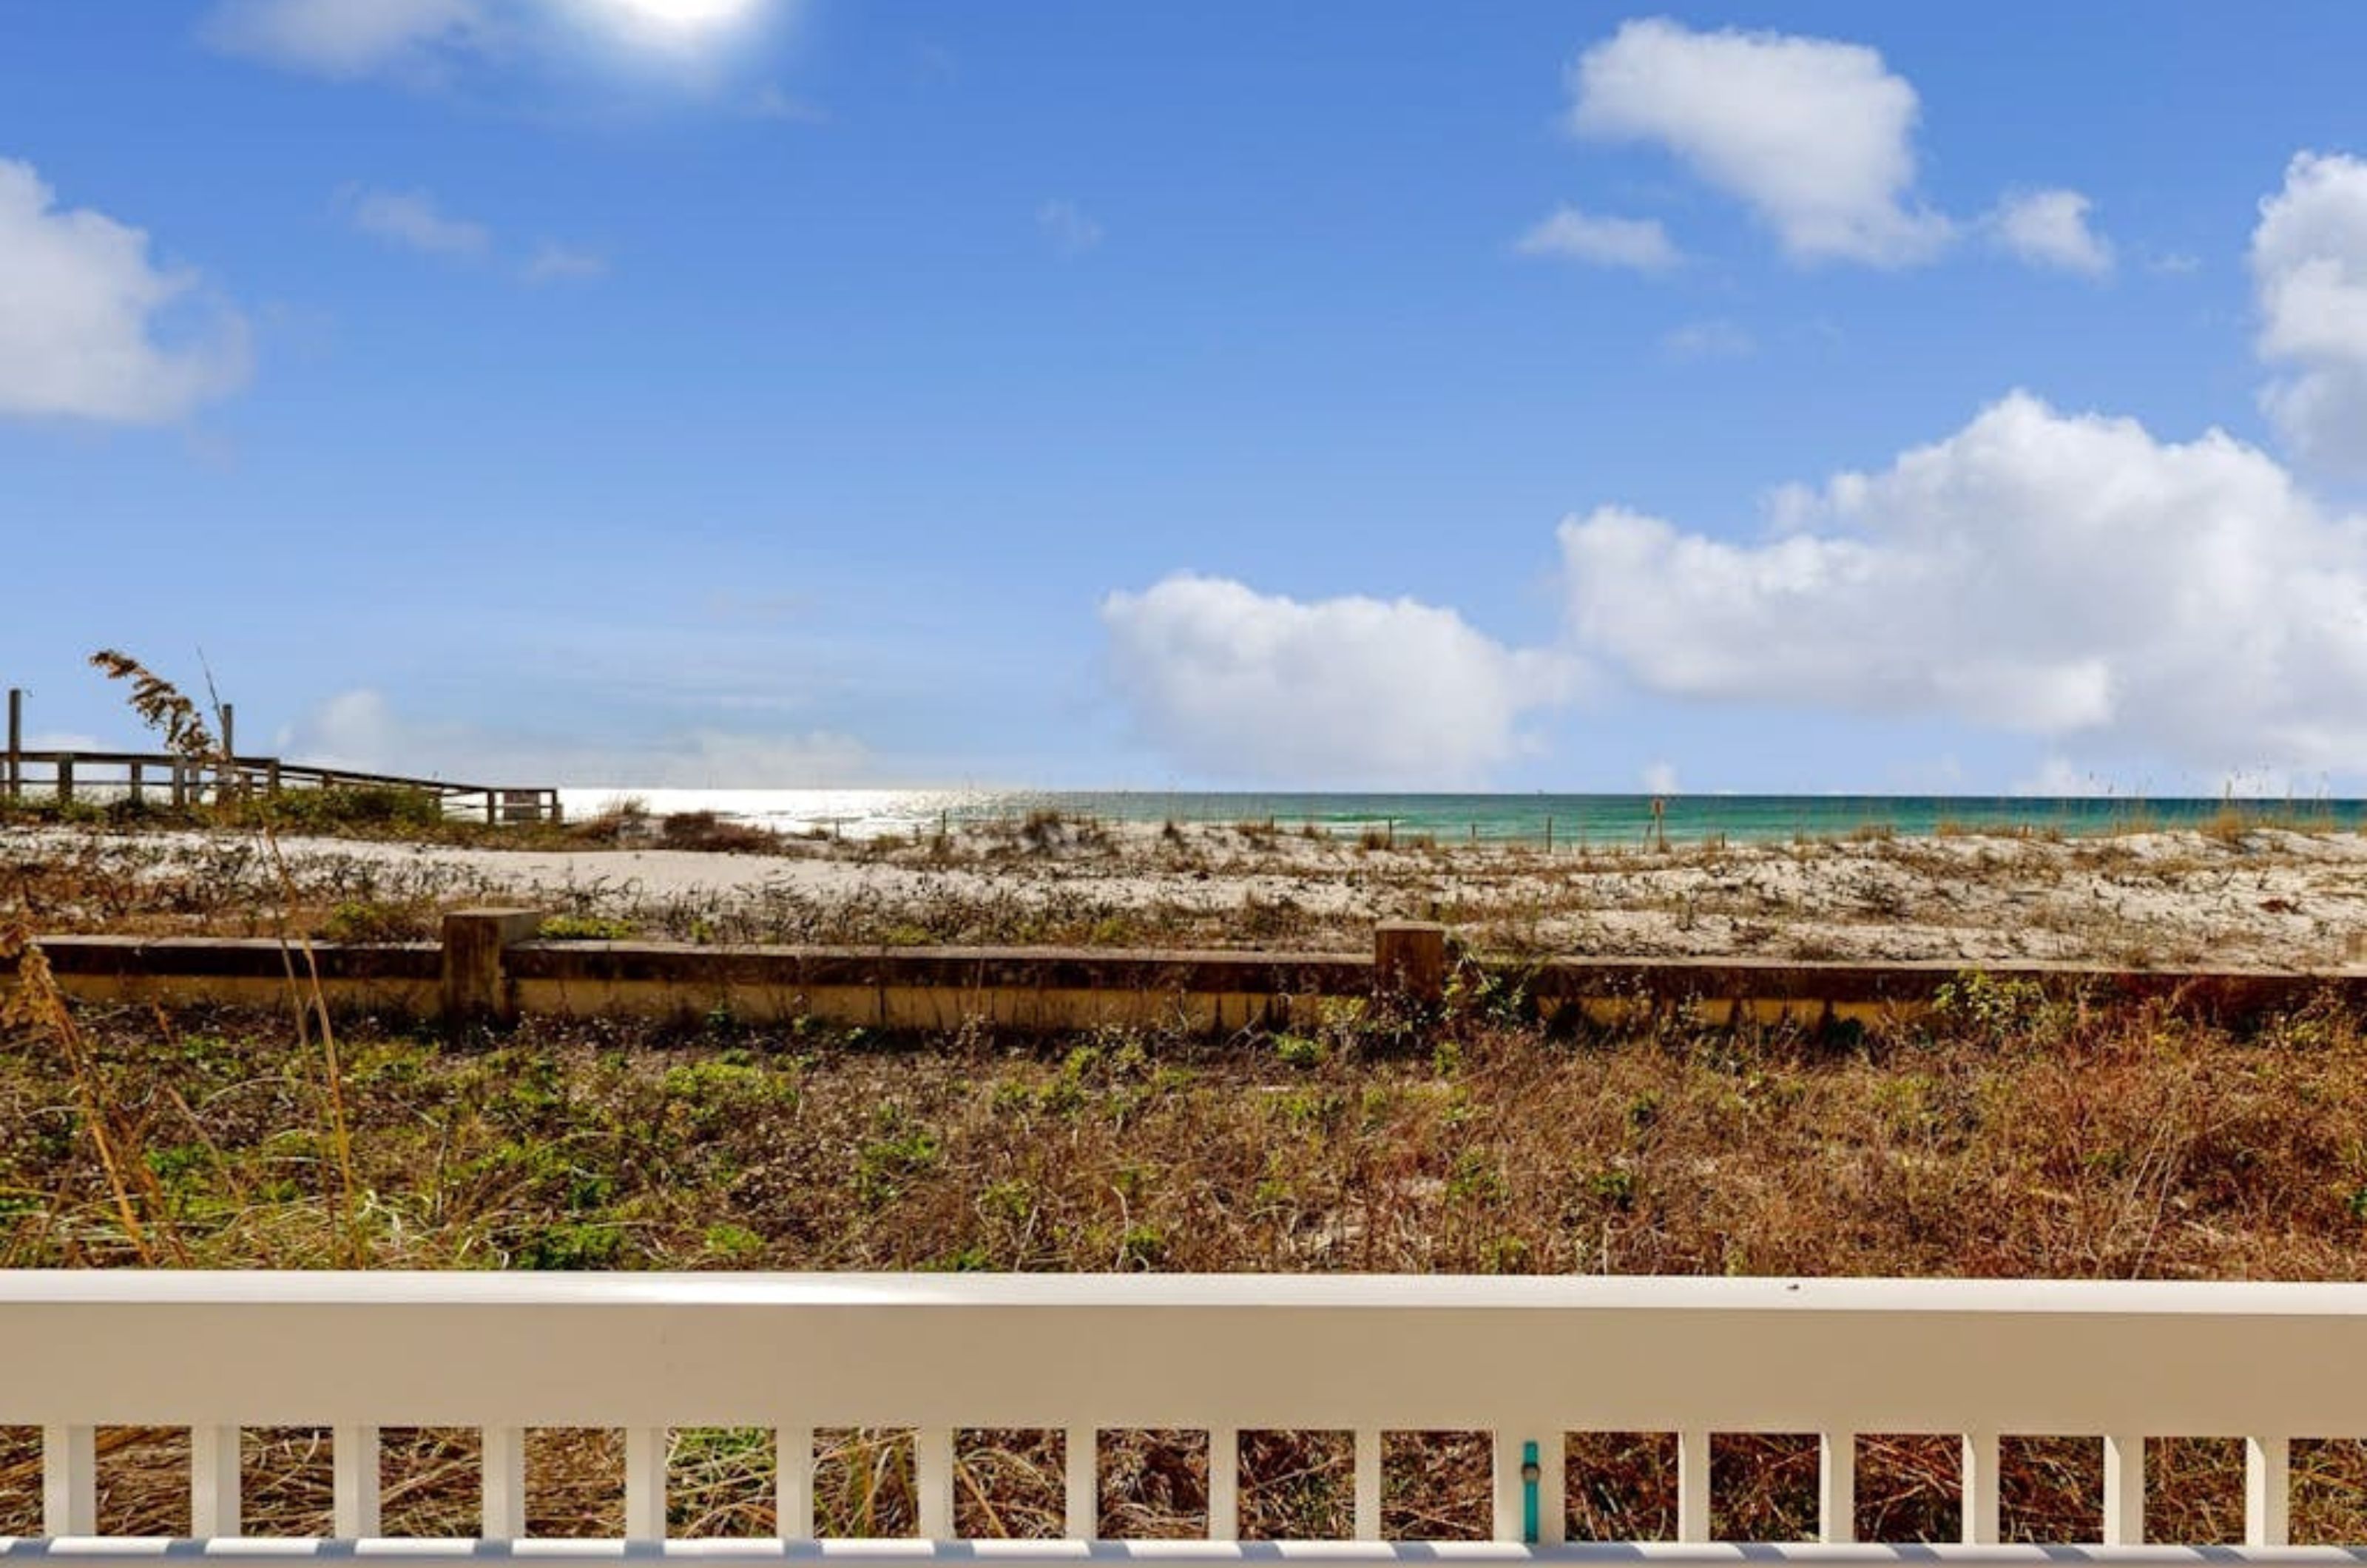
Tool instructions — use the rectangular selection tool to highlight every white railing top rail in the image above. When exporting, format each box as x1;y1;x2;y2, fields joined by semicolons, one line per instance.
7;1549;2367;1567
21;1271;2367;1310
7;1273;2367;1551
10;1272;2367;1433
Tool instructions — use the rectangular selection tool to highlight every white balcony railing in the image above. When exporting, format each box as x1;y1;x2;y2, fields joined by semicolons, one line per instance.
6;1273;2367;1564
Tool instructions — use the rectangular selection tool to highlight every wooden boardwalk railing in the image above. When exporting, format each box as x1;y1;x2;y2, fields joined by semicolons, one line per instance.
0;749;559;824
2;686;558;823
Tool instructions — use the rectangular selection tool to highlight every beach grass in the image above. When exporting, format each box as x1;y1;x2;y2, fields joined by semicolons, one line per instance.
4;992;2367;1537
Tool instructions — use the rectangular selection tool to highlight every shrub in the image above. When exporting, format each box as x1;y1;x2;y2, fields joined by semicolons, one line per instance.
661;811;777;854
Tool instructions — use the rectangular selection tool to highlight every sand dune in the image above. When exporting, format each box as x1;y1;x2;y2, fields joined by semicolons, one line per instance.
12;817;2367;969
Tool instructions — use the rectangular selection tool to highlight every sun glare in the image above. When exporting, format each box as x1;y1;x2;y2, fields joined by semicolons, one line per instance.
580;0;764;41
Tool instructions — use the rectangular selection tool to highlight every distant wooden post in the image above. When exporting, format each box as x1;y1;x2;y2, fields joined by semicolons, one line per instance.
170;760;187;810
441;909;545;1029
4;687;19;802
219;703;237;802
128;760;143;805
56;755;73;805
1374;921;1447;1011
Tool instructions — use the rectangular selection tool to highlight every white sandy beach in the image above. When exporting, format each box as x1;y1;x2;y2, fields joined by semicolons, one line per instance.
13;818;2367;968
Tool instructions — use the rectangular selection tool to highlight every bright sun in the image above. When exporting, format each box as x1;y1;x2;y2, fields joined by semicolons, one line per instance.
590;0;763;36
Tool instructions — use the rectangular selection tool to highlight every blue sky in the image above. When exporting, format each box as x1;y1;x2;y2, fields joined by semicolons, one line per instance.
5;2;2367;794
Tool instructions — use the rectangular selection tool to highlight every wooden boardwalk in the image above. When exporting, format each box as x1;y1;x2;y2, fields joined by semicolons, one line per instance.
2;747;561;824
3;683;559;823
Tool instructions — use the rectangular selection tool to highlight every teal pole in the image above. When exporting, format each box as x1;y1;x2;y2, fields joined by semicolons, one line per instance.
1521;1439;1540;1544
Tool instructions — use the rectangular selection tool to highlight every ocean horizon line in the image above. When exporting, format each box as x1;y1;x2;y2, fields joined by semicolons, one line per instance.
542;786;2367;848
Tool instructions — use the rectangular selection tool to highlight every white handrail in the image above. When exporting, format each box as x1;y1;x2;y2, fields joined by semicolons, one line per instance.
6;1550;2367;1567
6;1273;2367;1550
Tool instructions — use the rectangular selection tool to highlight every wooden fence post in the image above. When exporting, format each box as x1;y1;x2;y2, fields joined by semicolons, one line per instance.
441;909;545;1030
4;688;19;802
1374;921;1447;1010
56;755;73;805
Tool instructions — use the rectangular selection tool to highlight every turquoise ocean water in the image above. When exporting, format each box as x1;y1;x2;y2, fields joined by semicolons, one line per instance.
553;789;2367;848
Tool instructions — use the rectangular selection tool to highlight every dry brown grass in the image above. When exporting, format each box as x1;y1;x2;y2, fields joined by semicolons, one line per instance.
4;987;2367;1538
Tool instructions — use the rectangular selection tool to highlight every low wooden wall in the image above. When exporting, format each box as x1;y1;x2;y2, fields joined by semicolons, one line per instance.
7;911;2360;1036
502;939;1371;1033
27;933;442;1015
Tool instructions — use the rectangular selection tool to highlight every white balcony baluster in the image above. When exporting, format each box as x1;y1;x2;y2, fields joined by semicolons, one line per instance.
1820;1431;1854;1544
1064;1426;1096;1540
1961;1431;1999;1547
331;1424;378;1538
915;1427;953;1540
482;1425;525;1540
1352;1428;1382;1541
1678;1427;1711;1543
189;1424;240;1539
624;1426;666;1540
2104;1433;2144;1545
775;1426;814;1538
2247;1435;2291;1547
1206;1425;1237;1542
41;1425;93;1537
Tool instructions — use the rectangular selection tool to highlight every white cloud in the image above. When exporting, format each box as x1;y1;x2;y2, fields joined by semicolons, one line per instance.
1100;574;1576;787
1567;17;1951;267
1662;319;1755;359
2261;368;2367;473
342;186;492;257
339;190;606;283
1640;761;1679;794
2254;154;2367;362
1559;392;2367;774
1988;188;2114;277
522;242;610;283
283;688;868;786
2252;151;2367;471
0;158;250;425
203;0;487;79
1037;198;1104;255
1515;205;1682;273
